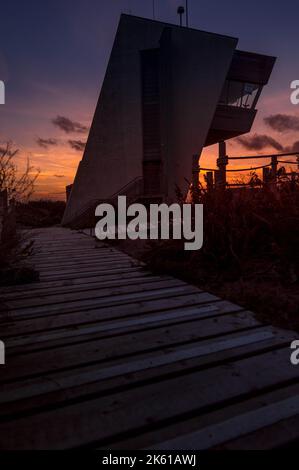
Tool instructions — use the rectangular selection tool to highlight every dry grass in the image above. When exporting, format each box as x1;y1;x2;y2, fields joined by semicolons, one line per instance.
118;178;299;331
0;231;39;286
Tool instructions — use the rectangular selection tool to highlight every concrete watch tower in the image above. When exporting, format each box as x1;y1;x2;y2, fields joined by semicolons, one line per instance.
62;14;275;228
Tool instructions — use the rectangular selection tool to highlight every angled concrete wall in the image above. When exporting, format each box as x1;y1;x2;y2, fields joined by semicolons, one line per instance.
63;15;238;225
63;15;166;225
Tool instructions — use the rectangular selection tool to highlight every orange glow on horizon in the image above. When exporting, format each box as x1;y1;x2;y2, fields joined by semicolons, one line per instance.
6;90;298;201
26;138;298;201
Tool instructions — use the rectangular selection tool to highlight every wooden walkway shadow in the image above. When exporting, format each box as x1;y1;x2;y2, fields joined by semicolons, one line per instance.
0;227;298;449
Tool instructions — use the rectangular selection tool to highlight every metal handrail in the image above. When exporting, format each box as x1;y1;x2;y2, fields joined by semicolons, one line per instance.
197;164;271;172
109;176;143;199
66;176;143;226
228;151;299;160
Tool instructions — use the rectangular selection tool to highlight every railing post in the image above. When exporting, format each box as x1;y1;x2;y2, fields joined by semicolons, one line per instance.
271;155;278;183
216;141;228;190
192;155;199;187
192;154;200;202
206;171;214;192
263;167;271;184
214;170;221;187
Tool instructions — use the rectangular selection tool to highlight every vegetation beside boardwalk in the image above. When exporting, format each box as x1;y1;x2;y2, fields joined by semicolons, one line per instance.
16;200;66;228
0;200;66;286
117;178;299;332
0;231;39;286
0;143;42;286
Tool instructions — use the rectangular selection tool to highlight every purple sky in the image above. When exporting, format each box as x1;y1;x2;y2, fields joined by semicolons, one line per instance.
1;0;299;198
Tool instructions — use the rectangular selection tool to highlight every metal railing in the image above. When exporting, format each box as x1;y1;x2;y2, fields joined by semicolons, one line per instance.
65;176;143;228
192;145;299;190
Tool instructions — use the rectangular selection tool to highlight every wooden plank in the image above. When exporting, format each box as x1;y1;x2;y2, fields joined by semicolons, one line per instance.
31;243;110;252
32;241;98;250
34;266;144;282
1;227;296;450
5;300;241;349
0;346;297;449
31;246;125;257
39;260;138;277
3;283;198;319
217;408;299;449
35;254;135;266
4;279;190;310
149;390;299;450
1;312;263;381
38;263;140;280
0;328;290;418
0;292;223;337
33;254;131;270
0;273;163;301
33;249;130;260
113;382;299;450
0;267;147;294
31;247;109;257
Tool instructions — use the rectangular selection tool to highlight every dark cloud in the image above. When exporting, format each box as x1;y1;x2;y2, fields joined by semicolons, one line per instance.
284;140;299;153
237;134;284;152
264;114;299;133
52;115;88;134
53;174;65;178
36;137;58;149
68;139;86;152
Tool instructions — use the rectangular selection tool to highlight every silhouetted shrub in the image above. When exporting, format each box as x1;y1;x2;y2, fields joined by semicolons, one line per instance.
16;199;66;227
0;232;39;286
142;179;299;330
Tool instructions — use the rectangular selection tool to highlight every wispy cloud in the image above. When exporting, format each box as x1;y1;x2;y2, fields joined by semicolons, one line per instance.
284;140;299;153
68;139;86;152
237;133;284;152
36;137;58;149
53;174;65;178
264;114;299;132
52;115;88;134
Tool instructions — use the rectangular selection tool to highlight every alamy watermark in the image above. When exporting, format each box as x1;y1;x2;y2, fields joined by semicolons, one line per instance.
290;80;299;104
95;196;203;251
0;78;6;360
0;80;5;104
0;340;5;365
290;340;299;365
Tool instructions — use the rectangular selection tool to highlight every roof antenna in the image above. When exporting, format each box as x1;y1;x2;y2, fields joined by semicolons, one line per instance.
177;6;185;27
185;0;189;27
152;0;156;19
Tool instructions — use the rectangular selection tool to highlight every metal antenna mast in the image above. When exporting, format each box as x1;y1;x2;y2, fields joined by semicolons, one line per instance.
185;0;189;27
177;6;185;26
152;0;156;19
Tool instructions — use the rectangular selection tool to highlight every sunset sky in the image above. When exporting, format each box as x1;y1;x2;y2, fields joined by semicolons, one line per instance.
1;0;299;199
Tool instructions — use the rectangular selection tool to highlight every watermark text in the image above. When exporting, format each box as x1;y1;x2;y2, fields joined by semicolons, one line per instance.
0;340;5;365
95;197;203;251
290;80;299;104
290;340;299;365
0;80;5;104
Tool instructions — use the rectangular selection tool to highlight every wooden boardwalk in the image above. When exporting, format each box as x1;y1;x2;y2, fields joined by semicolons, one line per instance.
0;227;298;449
